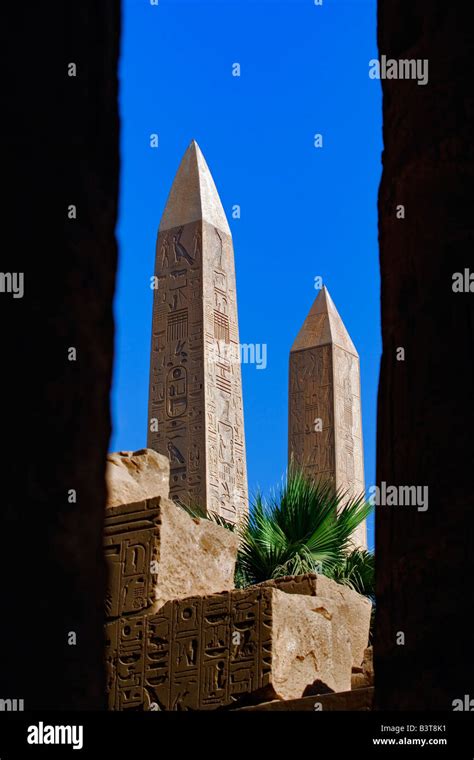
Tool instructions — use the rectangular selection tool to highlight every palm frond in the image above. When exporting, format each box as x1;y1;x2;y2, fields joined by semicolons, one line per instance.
235;468;374;591
328;548;375;598
177;469;374;600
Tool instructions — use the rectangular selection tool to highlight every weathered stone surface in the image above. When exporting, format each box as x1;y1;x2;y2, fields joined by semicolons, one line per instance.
147;140;248;525
351;670;365;690
105;586;355;710
375;2;474;709
155;497;239;609
271;589;353;698
255;573;371;668
288;286;366;547
1;1;120;708
352;646;373;690
104;495;239;618
362;645;374;685
106;448;170;507
236;687;374;711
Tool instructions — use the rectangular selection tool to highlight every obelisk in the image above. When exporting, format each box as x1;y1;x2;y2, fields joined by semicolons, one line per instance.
288;286;367;547
147;141;248;524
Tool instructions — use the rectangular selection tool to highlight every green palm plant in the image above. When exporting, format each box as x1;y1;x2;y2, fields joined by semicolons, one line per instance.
328;548;374;599
176;468;374;599
235;468;373;589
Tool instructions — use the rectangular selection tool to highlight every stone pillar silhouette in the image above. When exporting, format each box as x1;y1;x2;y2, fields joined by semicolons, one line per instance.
148;141;248;524
1;1;120;708
288;286;366;547
375;1;474;709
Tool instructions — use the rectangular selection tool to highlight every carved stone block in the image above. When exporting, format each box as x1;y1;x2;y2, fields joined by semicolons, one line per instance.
104;495;239;619
104;498;161;618
105;586;355;710
253;573;372;668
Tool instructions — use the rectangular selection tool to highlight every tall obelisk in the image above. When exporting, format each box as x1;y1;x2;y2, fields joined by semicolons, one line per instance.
147;141;248;524
288;286;367;547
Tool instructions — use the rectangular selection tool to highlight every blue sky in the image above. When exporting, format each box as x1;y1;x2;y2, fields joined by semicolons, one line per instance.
112;0;382;549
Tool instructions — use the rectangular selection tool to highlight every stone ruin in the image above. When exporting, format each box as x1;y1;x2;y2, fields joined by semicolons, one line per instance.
145;140;367;548
103;143;373;711
104;449;373;711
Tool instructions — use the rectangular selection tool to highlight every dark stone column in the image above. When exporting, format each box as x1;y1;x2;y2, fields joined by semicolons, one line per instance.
375;2;474;709
0;2;120;709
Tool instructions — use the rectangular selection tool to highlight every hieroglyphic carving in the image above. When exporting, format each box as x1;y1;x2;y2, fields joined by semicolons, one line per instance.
105;614;149;711
105;588;273;711
288;287;366;546
202;222;248;523
147;144;248;523
333;345;365;499
148;220;206;506
289;345;335;484
104;498;161;619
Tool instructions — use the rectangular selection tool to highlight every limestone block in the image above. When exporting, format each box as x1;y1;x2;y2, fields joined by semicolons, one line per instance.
104;497;161;618
106;448;170;507
255;573;372;668
155;497;239;610
271;589;353;699
105;586;354;711
104;495;239;619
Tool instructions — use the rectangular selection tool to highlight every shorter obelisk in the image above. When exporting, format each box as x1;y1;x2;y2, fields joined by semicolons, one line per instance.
288;286;367;547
